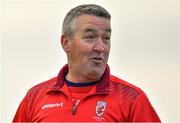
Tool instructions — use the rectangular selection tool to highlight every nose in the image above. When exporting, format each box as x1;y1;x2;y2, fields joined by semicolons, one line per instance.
93;38;105;52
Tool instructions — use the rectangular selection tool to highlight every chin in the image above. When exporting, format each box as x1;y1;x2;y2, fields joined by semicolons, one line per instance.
89;68;104;78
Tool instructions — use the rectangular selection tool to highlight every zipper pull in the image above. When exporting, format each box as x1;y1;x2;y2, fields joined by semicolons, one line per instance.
72;105;77;115
72;99;80;115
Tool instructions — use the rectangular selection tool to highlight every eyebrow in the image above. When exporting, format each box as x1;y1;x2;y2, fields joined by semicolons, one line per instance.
84;28;97;33
84;28;111;33
105;29;111;33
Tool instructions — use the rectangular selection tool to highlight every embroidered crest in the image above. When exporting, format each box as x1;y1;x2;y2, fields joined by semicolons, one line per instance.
96;101;107;116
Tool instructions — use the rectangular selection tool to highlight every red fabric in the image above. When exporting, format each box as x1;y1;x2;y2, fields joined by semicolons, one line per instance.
68;86;94;101
13;64;160;122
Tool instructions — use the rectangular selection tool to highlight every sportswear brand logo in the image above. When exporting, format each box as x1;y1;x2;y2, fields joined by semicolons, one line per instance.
96;101;106;116
41;102;63;110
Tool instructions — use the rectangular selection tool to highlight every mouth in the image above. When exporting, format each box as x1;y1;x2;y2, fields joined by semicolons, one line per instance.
90;57;104;64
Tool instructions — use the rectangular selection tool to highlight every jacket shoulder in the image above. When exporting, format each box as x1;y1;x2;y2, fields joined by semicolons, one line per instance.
109;75;146;101
110;74;143;93
26;77;57;97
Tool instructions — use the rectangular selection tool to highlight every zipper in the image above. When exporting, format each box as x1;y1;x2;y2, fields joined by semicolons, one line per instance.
70;92;108;115
67;84;108;116
71;99;80;115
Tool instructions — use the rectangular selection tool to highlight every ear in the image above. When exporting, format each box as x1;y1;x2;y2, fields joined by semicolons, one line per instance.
61;34;70;53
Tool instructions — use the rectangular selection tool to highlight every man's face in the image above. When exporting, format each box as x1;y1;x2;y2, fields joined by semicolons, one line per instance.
66;14;111;82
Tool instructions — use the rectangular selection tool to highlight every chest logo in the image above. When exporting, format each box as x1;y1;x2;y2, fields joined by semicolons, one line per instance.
96;101;107;117
41;102;63;110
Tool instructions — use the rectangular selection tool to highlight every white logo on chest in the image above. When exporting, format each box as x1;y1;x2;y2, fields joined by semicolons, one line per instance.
96;101;107;116
41;102;63;110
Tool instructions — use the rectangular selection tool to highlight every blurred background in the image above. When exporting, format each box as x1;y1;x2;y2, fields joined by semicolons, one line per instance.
0;0;179;122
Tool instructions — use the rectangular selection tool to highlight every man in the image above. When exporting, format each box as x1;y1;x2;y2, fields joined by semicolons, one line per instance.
13;4;160;122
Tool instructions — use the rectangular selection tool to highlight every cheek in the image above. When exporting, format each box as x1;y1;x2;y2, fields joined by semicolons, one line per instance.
72;43;92;59
80;47;91;59
105;46;110;55
78;41;92;53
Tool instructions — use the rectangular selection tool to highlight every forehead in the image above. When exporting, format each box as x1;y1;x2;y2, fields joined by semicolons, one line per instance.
76;14;111;32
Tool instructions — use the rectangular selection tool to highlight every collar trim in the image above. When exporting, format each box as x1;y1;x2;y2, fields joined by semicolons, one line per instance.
47;64;110;94
65;78;98;87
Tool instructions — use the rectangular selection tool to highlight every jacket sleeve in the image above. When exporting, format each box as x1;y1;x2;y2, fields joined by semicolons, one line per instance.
129;92;161;122
13;94;31;122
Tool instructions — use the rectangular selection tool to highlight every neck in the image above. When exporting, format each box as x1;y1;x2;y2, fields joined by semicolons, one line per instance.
65;77;99;87
66;72;101;83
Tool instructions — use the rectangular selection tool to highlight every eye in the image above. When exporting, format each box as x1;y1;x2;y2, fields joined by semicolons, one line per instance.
103;35;110;41
105;37;110;40
85;35;95;39
83;33;97;40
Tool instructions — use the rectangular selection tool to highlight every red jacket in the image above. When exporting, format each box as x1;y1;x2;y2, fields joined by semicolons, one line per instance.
13;64;160;122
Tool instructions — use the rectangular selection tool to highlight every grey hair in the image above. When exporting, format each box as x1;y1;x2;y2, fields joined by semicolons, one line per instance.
62;4;111;38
